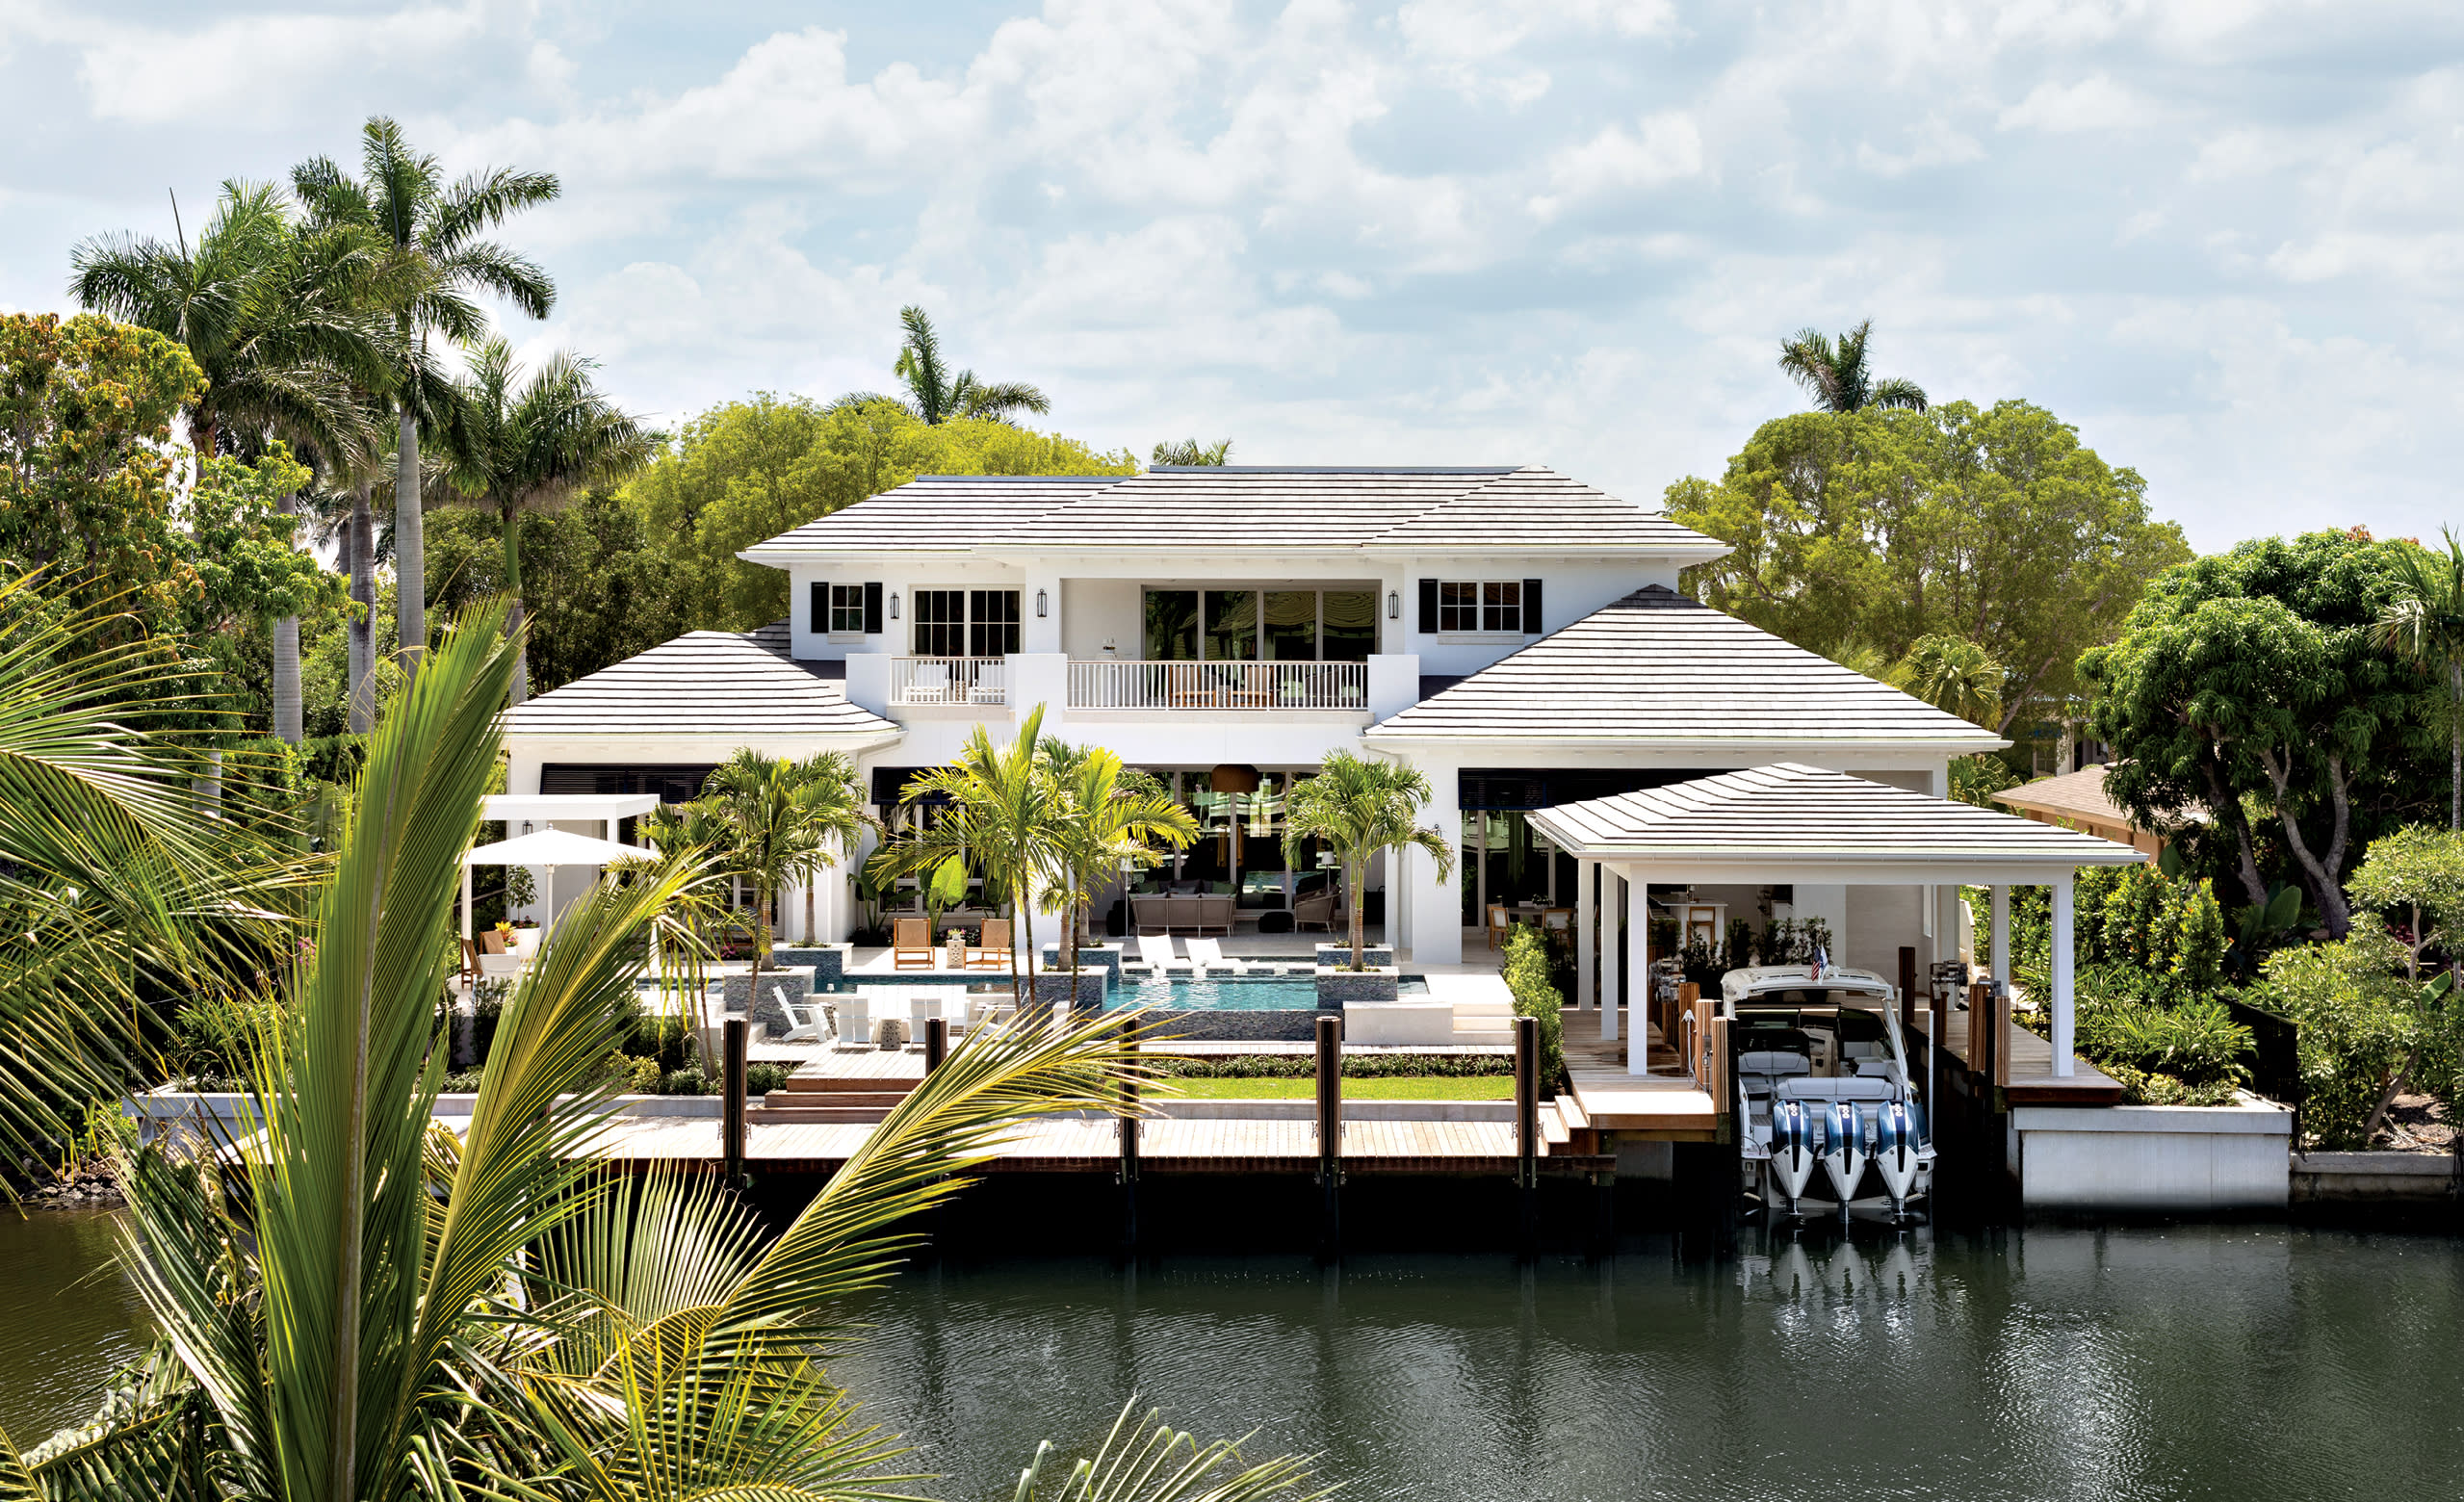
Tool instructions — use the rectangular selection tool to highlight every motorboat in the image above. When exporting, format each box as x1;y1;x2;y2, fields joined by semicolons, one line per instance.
1725;965;1935;1223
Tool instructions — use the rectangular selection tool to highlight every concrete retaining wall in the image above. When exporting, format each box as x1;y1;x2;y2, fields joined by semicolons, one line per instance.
1341;1000;1460;1046
2015;1097;2293;1210
2292;1151;2458;1204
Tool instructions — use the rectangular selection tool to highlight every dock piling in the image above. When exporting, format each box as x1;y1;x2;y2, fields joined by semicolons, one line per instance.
1119;1028;1141;1254
1315;1013;1342;1260
721;1018;747;1188
924;1015;947;1074
1515;1014;1539;1256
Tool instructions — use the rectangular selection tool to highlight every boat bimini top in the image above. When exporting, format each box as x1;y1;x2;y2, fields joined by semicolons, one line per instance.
1723;964;1934;1221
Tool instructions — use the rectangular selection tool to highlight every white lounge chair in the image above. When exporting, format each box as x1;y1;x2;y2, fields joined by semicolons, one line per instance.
1183;937;1254;973
772;985;827;1044
1135;933;1192;972
834;992;873;1047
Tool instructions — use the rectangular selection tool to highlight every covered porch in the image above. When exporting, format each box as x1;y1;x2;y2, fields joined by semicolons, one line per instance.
1526;764;2150;1090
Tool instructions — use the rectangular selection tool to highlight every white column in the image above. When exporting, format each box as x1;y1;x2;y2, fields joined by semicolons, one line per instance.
2049;873;2075;1077
1989;884;2010;989
1601;870;1621;1042
1406;767;1462;965
1575;859;1595;1011
1628;873;1651;1076
460;864;473;941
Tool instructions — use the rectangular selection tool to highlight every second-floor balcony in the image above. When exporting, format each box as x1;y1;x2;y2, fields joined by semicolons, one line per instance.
888;656;1007;706
1067;659;1367;711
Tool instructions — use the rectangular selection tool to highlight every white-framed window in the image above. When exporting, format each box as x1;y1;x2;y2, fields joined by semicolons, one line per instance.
1439;580;1520;634
911;588;1020;657
829;583;867;634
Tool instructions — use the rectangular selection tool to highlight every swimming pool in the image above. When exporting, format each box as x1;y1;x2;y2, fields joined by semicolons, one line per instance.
1109;972;1428;1011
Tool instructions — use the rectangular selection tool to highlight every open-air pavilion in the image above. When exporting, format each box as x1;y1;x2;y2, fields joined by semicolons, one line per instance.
1526;764;2149;1122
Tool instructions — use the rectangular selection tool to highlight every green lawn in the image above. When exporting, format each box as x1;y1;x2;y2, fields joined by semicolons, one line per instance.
1163;1075;1515;1101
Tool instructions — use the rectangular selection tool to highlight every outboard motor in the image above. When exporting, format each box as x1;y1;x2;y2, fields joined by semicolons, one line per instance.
1819;1101;1868;1219
1769;1100;1819;1216
1873;1101;1920;1220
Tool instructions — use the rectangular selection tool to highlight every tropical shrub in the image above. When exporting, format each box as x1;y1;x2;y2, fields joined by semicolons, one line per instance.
1986;866;2227;996
1502;922;1567;1088
2245;925;2451;1148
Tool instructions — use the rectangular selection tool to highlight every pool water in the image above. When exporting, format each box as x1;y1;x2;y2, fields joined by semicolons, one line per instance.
1111;973;1429;1010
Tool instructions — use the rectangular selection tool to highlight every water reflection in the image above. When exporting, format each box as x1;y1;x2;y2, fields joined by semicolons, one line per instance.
838;1226;2464;1502
0;1210;152;1444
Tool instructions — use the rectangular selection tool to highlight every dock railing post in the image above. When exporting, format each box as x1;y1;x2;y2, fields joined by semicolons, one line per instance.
1515;1014;1539;1256
925;1015;947;1075
1315;1013;1341;1260
1119;1026;1141;1254
721;1018;747;1189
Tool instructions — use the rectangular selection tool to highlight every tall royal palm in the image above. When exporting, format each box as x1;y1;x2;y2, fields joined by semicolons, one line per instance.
1282;752;1455;971
1777;318;1928;413
853;304;1050;424
1038;739;1198;976
293;116;559;682
2376;527;2464;829
69;180;394;740
439;338;651;702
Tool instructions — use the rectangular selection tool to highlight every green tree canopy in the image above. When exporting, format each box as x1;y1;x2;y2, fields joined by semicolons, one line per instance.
1667;400;2192;735
0;312;204;630
2083;531;2443;935
624;395;1134;632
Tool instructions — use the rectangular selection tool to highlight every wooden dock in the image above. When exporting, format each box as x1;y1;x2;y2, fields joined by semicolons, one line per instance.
1560;1009;1721;1139
596;1111;1609;1176
1913;1004;2121;1105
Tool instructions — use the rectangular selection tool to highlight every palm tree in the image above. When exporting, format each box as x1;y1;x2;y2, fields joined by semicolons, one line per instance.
791;751;876;945
2376;527;2464;829
437;337;652;702
0;573;304;1176
69;180;395;741
1777;318;1928;413
869;304;1050;425
1152;438;1233;466
698;748;829;978
868;704;1065;1006
1;609;1316;1501
1281;752;1455;971
292;116;560;683
1038;739;1199;976
1894;633;2006;728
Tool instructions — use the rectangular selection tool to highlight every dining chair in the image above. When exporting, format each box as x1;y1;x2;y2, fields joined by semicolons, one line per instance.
1487;904;1512;951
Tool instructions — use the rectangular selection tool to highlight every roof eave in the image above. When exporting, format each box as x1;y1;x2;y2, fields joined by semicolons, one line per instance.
1361;732;2012;754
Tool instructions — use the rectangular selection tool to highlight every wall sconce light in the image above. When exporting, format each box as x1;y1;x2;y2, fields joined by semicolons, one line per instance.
1035;588;1049;618
889;593;900;620
1387;590;1400;620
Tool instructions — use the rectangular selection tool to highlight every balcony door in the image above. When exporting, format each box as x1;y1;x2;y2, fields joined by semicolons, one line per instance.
1143;587;1378;660
913;588;1019;658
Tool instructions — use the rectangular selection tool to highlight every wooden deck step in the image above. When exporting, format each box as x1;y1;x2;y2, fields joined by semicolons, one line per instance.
1539;1104;1570;1148
765;1089;909;1108
776;1075;918;1096
746;1103;895;1125
1554;1093;1589;1131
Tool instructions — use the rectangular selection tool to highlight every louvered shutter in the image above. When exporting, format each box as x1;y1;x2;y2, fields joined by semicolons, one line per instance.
1417;578;1439;634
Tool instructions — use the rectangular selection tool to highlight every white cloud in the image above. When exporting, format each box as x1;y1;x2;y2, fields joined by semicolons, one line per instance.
1997;73;2157;133
1533;110;1703;215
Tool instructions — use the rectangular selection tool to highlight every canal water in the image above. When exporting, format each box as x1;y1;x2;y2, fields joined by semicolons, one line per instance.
8;1216;2460;1499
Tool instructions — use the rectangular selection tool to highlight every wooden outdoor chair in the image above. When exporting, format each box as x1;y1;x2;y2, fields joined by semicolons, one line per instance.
1487;904;1513;951
969;918;1014;970
458;938;481;988
892;916;934;970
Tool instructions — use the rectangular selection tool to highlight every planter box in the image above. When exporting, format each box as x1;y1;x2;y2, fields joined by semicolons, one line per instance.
1032;967;1109;1010
1315;944;1393;969
2292;1151;2459;1204
1041;943;1124;984
770;945;849;981
1316;965;1398;1005
2014;1095;2293;1211
1339;1000;1457;1047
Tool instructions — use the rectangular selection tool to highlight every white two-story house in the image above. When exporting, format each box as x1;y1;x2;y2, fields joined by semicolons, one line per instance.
501;463;2036;978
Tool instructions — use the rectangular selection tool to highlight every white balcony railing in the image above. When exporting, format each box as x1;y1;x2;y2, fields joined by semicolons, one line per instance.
1067;659;1369;711
888;657;1007;706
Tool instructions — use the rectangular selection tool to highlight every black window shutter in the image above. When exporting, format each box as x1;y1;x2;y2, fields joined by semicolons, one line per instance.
809;582;826;634
1416;578;1439;634
863;581;883;634
1522;578;1543;634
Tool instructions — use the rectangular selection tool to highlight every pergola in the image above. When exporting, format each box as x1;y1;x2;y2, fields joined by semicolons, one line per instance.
1526;764;2147;1077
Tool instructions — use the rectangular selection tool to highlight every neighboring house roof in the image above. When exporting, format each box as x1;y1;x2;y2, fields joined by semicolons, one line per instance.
1367;586;2009;750
1994;763;2203;830
1527;763;2144;869
739;466;1726;558
501;622;900;739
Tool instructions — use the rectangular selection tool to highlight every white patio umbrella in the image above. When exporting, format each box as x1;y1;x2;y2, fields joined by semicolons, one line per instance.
461;827;650;941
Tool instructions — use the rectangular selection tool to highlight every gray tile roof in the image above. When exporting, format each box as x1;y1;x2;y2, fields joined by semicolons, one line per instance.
740;466;1723;556
1528;764;2144;864
1368;586;2009;748
502;621;900;739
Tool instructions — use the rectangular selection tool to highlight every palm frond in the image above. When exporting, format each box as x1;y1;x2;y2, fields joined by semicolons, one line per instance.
1012;1402;1326;1502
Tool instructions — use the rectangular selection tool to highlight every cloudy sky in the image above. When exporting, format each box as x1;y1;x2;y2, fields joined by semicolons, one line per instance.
2;0;2459;551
